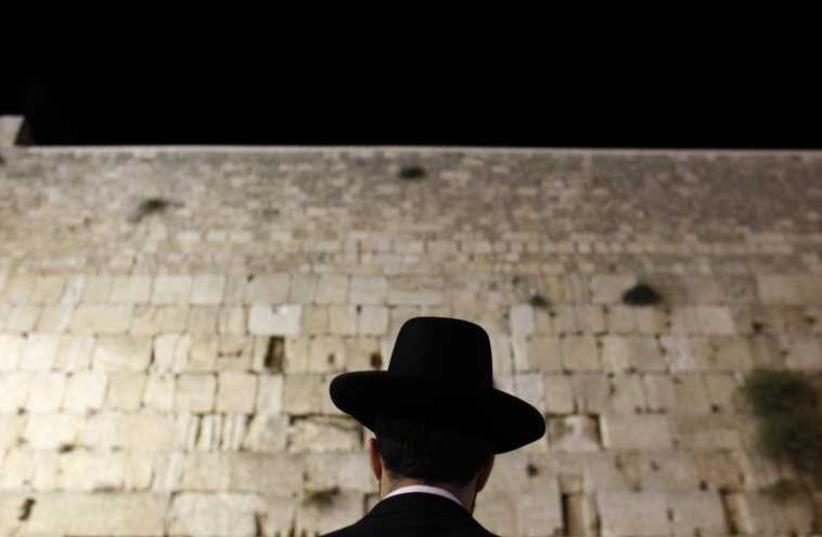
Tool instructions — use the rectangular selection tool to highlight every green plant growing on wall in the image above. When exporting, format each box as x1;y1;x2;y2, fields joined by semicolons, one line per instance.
742;368;822;495
128;197;184;223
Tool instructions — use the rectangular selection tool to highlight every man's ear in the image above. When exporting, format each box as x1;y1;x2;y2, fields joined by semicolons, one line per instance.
475;452;495;493
368;437;383;481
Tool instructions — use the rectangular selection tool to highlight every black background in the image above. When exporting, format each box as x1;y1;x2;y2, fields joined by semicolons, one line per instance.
3;69;819;148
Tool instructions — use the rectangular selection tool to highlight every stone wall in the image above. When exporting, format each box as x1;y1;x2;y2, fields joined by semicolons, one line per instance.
0;142;821;536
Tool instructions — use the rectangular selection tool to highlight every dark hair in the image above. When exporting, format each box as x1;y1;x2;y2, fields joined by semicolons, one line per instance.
374;413;494;487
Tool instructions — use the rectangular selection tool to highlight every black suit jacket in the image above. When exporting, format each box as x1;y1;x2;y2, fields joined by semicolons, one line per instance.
321;492;501;537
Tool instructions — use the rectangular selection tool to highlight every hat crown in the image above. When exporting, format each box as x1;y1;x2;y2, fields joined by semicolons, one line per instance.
388;316;493;390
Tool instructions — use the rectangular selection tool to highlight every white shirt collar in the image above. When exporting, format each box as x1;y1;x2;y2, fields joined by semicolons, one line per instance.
381;484;465;510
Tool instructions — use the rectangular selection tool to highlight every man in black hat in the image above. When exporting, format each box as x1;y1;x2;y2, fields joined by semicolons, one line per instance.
322;316;546;536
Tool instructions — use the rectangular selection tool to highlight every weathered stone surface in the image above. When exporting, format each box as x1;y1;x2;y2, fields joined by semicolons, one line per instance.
283;373;326;415
543;374;575;414
176;374;217;413
560;335;600;371
24;493;169;536
597;490;669;537
349;275;387;304
327;304;357;336
245;273;290;304
19;333;60;371
191;274;226;305
308;335;347;372
92;335;153;371
548;415;600;452
295;487;364;536
599;414;673;450
216;372;257;413
248;303;301;335
591;274;637;304
168;492;258;537
315;273;349;305
357;304;389;335
105;372;146;410
25;372;66;412
71;304;133;334
256;374;283;414
151;276;193;305
109;275;152;303
130;305;189;335
287;416;362;452
3;147;822;537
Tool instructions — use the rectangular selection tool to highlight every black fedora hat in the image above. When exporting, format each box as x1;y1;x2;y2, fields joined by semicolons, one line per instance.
329;316;546;454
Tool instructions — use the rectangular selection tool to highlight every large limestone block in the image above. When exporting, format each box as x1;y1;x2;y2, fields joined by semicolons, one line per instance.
349;275;387;304
666;490;726;536
0;334;25;370
23;413;80;449
560;335;601;372
92;335;153;371
245;273;290;304
130;305;189;335
25;372;66;412
600;335;666;373
608;374;646;414
255;374;283;414
242;414;288;453
105;373;146;410
548;415;601;452
590;274;637;304
168;492;259;537
109;275;152;303
757;274;822;304
287;416;362;452
216;372;257;413
192;274;225;305
308;335;347;372
517;335;562;372
543;374;576;414
19;333;60;371
597;491;669;537
327;305;358;336
248;303;301;335
24;493;169;536
295;488;364;536
671;305;736;335
151;275;192;305
315;273;349;305
176;374;217;413
71;304;133;334
303;452;376;494
357;305;389;335
283;373;326;415
599;414;673;450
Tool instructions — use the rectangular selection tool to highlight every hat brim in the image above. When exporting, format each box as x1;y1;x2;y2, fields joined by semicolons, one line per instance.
329;371;546;454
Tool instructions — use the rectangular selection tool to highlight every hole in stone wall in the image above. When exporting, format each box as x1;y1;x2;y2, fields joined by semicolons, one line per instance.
719;489;744;535
622;283;663;306
561;493;585;537
18;498;35;521
264;336;285;373
303;486;340;508
398;165;427;180
528;293;549;308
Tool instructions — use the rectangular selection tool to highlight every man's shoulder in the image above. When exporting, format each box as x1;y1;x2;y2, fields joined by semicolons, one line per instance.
319;518;503;537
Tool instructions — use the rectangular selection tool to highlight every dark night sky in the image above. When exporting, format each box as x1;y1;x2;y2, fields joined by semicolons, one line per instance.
3;71;820;148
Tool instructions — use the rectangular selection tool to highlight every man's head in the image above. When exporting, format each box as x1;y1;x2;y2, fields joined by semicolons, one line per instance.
367;413;496;513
